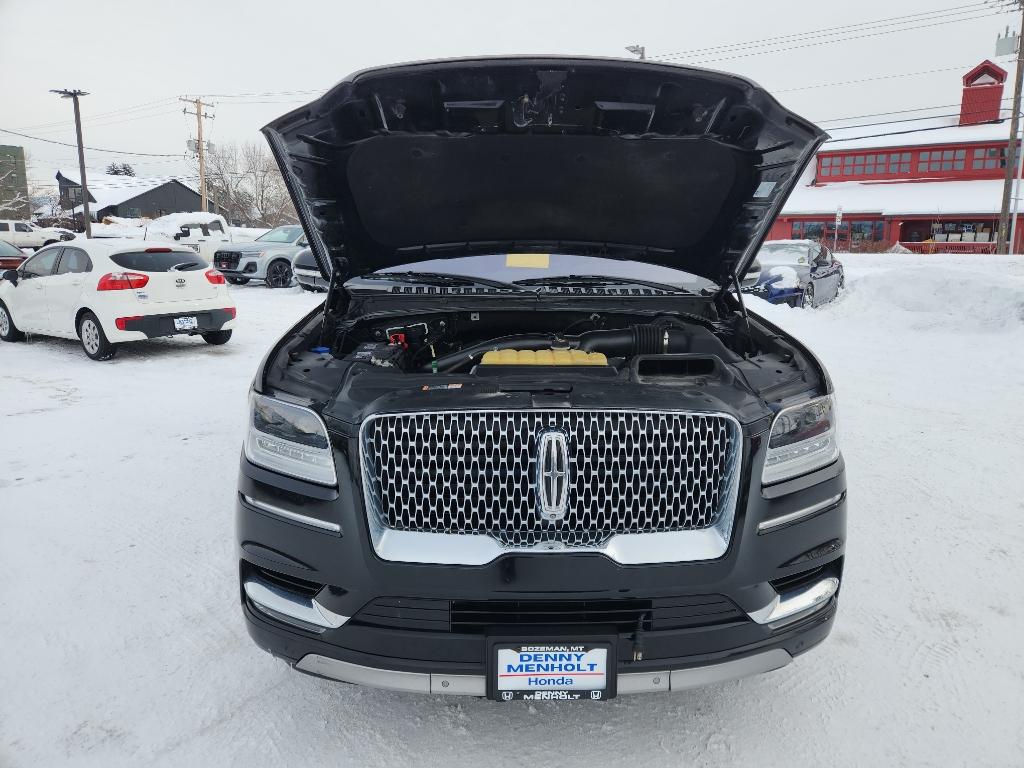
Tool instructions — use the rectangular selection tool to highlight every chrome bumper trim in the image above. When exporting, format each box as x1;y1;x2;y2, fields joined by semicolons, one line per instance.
748;576;840;625
294;649;792;696
243;576;349;633
242;494;341;534
758;493;844;533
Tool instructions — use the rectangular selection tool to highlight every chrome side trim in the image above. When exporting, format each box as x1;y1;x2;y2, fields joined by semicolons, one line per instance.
668;648;792;690
748;576;840;625
617;671;671;695
430;674;487;696
758;493;844;533
295;648;792;696
242;494;341;534
297;655;431;693
358;408;743;566
243;576;349;633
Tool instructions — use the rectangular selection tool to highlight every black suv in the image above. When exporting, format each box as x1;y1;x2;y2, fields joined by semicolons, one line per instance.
237;57;846;702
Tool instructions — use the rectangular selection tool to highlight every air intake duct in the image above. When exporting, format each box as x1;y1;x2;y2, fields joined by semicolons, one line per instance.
577;325;686;356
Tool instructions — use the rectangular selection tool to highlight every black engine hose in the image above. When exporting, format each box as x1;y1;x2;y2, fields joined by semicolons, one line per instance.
577;325;688;355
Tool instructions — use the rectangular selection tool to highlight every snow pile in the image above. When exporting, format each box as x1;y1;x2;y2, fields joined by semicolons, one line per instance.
754;254;1024;334
764;265;800;288
144;211;228;237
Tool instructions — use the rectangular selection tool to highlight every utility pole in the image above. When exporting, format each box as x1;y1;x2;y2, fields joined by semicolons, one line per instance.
180;97;214;212
50;89;91;238
997;3;1024;254
625;44;646;60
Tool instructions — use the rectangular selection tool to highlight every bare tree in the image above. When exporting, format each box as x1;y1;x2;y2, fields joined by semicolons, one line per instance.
194;141;296;227
0;171;30;217
241;142;297;228
203;142;253;226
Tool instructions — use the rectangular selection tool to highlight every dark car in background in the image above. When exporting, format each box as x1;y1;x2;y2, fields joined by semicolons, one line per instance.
746;240;844;308
0;239;28;271
292;247;329;292
237;57;847;701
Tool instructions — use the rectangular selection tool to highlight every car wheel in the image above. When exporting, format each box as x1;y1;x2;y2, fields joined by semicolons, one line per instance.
78;311;117;361
226;277;249;285
202;329;232;345
801;282;815;308
265;260;293;288
838;273;845;291
43;239;58;247
0;301;25;342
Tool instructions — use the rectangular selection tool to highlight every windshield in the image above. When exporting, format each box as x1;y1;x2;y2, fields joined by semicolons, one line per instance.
347;253;714;292
757;243;812;267
0;239;22;256
257;226;303;243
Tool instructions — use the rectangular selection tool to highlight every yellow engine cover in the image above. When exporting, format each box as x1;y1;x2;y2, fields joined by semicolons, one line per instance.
480;348;608;366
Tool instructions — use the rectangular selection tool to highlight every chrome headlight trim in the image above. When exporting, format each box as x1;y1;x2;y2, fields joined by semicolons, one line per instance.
244;392;337;486
762;394;840;485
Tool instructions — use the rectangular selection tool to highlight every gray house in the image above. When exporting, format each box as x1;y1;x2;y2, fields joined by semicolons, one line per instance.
56;171;227;222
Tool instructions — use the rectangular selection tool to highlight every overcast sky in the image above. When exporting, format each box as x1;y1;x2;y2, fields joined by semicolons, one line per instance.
0;0;1017;189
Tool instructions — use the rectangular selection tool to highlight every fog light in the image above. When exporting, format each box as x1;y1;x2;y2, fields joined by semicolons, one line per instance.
749;576;839;625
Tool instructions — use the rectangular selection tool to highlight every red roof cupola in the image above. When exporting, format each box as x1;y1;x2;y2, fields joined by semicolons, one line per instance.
960;60;1008;126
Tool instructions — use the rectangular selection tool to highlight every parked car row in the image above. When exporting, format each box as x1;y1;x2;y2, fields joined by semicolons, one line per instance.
0;239;236;360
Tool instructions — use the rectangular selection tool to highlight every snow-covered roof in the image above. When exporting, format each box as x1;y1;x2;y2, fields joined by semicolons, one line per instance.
823;115;1013;152
58;171;201;212
782;178;1010;216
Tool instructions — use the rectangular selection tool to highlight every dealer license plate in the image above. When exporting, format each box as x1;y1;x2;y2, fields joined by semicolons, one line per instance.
174;316;198;331
185;244;201;252
491;641;613;701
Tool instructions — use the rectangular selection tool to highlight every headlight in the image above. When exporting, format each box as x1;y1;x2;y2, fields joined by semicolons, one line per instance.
244;393;337;485
762;395;839;484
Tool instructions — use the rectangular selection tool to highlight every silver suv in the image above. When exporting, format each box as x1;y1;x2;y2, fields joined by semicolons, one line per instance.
212;225;307;288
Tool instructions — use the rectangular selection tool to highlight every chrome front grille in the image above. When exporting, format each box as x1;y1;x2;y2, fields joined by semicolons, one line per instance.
360;410;739;549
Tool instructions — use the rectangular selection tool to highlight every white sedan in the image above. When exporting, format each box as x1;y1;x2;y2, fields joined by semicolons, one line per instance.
0;239;236;361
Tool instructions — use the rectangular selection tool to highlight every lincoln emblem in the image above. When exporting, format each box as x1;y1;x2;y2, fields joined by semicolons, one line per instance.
536;429;570;521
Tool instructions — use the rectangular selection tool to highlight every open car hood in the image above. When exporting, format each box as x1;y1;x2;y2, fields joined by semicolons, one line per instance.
263;57;826;286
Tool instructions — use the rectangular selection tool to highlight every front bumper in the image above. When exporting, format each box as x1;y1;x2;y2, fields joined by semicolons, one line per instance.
237;443;847;697
294;268;329;291
214;253;265;279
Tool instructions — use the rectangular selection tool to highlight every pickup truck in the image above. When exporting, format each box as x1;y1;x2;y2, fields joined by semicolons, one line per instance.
0;220;74;250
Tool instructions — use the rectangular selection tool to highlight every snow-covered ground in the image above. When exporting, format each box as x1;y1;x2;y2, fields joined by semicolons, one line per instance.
1;255;1023;767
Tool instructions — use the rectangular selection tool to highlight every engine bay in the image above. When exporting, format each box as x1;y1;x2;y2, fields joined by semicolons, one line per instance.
332;309;746;375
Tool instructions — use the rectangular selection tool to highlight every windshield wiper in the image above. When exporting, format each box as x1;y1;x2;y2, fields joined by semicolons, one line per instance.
170;261;202;271
358;271;524;291
513;274;691;294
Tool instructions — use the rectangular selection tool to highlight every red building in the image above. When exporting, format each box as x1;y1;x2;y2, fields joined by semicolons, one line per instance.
770;61;1021;253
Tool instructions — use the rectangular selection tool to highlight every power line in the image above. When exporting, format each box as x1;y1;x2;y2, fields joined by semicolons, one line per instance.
816;97;1013;125
652;2;995;62
824;121;1009;143
775;62;1014;93
11;97;180;132
656;8;1010;65
0;127;184;157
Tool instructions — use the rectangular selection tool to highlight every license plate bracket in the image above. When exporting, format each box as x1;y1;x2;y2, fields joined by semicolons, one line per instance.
173;316;198;331
487;635;617;702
